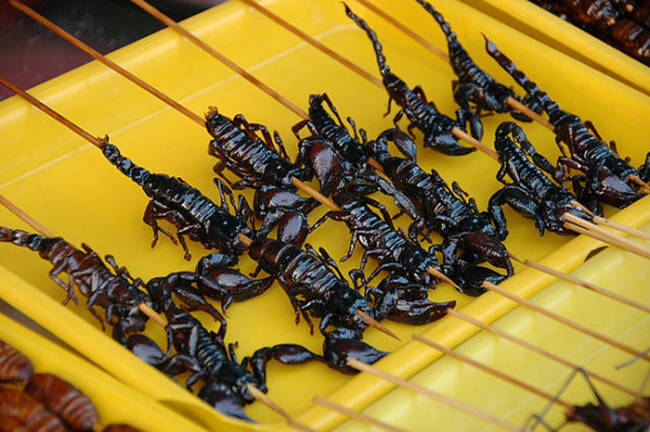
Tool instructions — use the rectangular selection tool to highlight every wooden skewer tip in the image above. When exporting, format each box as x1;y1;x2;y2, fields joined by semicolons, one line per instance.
357;309;401;341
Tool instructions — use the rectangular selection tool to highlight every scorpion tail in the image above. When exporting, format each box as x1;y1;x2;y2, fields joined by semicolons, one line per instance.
102;143;152;187
483;35;563;123
343;3;391;77
0;227;50;252
415;0;457;44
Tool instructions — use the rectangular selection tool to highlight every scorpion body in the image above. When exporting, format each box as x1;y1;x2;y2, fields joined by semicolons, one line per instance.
369;130;513;280
205;108;311;189
488;122;593;238
485;37;648;214
344;3;478;155
103;142;255;260
415;0;541;131
0;228;152;344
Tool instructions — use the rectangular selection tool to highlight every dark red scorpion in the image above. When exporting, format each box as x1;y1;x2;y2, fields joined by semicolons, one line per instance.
344;3;479;154
487;122;593;238
414;0;542;136
485;37;648;214
367;129;513;293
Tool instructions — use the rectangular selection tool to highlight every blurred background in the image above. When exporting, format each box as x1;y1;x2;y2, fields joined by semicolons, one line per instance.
0;0;224;100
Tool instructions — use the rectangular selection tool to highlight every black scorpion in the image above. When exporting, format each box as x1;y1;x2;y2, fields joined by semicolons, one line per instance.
414;0;542;135
102;140;255;260
368;129;513;283
344;3;478;155
485;36;648;214
488;122;593;238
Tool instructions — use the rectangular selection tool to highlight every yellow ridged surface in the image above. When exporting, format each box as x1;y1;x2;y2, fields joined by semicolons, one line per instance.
0;0;648;430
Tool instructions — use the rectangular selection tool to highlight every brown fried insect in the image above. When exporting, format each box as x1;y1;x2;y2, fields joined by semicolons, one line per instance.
103;425;143;432
0;341;33;383
24;373;98;431
0;389;66;432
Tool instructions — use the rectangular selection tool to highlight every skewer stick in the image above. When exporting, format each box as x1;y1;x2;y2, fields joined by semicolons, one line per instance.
509;254;650;314
357;310;400;341
239;0;382;87
570;201;650;241
246;383;316;432
412;333;571;408
351;0;554;130
482;281;650;361
127;0;308;120
563;213;650;260
313;396;407;432
6;2;346;217
347;358;524;432
629;174;650;193
0;192;168;327
8;0;204;127
236;0;494;158
447;309;638;397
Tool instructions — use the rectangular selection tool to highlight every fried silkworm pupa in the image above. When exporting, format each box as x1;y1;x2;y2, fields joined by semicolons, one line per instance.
0;389;66;432
103;425;143;432
24;373;98;431
0;340;33;383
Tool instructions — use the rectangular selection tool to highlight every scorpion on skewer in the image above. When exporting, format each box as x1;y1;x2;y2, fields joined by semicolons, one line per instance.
102;140;256;260
485;36;648;214
344;3;479;154
487;122;593;238
413;0;542;134
367;129;513;287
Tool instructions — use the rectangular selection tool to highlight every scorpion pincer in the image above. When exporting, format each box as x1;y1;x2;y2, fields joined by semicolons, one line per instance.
487;122;593;238
414;0;542;133
0;227;153;344
485;37;648;213
368;129;514;280
344;3;477;155
102;140;256;260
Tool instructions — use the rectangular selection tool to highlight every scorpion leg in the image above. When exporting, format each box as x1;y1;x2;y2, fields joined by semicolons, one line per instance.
319;93;347;129
232;114;274;150
362;196;395;230
248;344;325;390
142;200;180;248
384;94;393;117
272;131;290;161
488;185;545;239
291;119;318;140
455;106;483;141
346;116;359;141
113;316;146;346
48;258;78;305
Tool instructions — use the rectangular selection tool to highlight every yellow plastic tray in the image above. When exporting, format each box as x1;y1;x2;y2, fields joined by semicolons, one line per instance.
0;313;208;432
460;0;650;95
0;0;648;430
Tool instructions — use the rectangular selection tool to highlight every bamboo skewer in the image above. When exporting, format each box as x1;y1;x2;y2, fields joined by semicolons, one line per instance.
563;213;650;260
0;75;401;341
351;0;554;130
509;254;650;314
447;309;638;397
234;0;497;159
7;0;341;215
412;334;572;408
347;358;525;432
127;0;308;120
246;383;316;432
570;200;650;241
482;281;650;361
629;174;650;193
313;396;407;432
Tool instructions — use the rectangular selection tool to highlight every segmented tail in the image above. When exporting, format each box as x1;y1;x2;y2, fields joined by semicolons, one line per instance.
483;36;563;121
344;3;391;76
415;0;456;41
0;227;48;252
102;143;152;187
